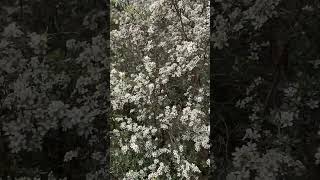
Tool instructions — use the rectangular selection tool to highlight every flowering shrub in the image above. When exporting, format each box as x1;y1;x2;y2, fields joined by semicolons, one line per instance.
0;0;108;179
1;0;320;179
110;0;210;179
212;0;320;179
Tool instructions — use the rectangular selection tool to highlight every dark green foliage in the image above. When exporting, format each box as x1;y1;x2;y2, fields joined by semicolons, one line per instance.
0;0;109;179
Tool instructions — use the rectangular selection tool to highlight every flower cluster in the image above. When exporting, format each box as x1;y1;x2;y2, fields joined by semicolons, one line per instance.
111;0;210;179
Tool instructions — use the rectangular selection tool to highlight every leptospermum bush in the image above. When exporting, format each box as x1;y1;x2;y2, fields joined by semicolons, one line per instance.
110;0;210;179
0;0;108;179
212;0;320;179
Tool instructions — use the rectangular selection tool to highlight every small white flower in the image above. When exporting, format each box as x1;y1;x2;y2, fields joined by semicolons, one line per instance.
121;145;129;154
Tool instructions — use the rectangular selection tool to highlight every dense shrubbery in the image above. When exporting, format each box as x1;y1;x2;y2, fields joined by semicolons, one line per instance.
111;0;320;179
110;0;210;179
212;0;320;179
0;0;108;179
1;0;320;179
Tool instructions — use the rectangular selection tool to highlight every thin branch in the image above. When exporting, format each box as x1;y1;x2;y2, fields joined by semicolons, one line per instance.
263;66;281;114
170;0;190;41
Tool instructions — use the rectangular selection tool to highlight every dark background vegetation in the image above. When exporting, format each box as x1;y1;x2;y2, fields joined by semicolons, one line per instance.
211;0;320;179
0;0;109;179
